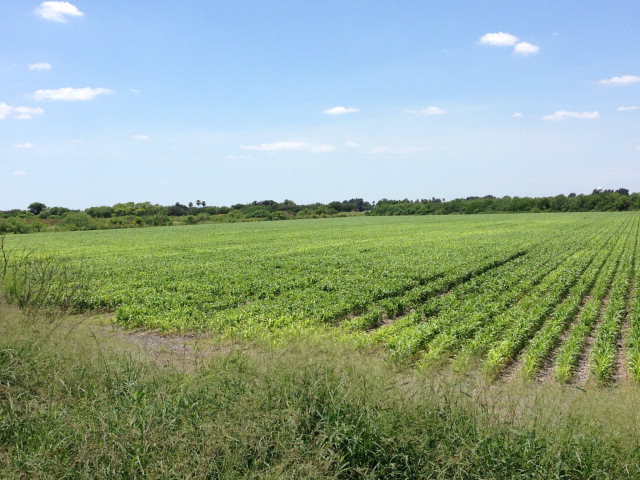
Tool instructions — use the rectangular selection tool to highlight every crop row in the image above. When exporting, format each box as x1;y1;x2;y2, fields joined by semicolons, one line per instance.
552;219;636;383
519;222;628;379
589;218;639;381
379;219;619;367
5;212;639;384
449;222;621;373
484;219;634;379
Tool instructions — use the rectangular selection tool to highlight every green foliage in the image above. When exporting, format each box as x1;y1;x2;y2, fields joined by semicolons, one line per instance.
27;202;46;215
0;216;45;234
1;312;640;479
4;212;640;383
370;190;640;216
59;212;98;231
0;241;90;318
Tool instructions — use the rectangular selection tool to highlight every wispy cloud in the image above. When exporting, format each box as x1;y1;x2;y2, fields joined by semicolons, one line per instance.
242;141;335;153
514;41;539;55
479;32;539;55
15;143;34;149
345;141;359;148
13;106;45;119
408;106;446;115
34;2;84;22
542;110;600;121
33;87;112;101
599;75;640;86
323;106;359;115
132;134;150;140
0;103;44;120
369;146;423;155
13;170;27;176
28;62;52;71
617;106;640;111
479;32;519;46
513;112;523;118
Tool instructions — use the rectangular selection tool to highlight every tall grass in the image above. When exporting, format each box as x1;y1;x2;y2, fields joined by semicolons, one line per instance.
0;235;90;319
1;306;639;479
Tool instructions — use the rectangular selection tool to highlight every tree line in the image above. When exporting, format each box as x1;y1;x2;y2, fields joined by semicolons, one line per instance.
1;189;637;234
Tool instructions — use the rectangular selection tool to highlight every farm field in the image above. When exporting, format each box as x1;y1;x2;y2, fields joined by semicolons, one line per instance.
4;212;639;384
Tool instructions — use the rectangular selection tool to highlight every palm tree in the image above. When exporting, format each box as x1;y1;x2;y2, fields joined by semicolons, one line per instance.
196;200;201;207
201;201;206;208
188;202;193;208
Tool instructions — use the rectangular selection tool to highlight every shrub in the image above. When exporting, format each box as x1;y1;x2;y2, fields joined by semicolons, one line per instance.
59;212;98;231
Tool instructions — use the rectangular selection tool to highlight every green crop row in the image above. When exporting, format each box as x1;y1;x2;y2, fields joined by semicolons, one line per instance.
486;219;631;378
589;219;639;381
519;221;628;378
553;220;634;383
3;212;639;382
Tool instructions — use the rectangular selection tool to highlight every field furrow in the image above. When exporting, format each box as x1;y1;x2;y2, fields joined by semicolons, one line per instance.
450;222;628;372
484;224;626;378
589;219;639;382
553;220;634;383
409;225;617;369
508;221;629;379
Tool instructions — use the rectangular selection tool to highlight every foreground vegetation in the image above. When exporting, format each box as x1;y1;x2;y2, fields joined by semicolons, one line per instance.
1;306;639;479
3;212;640;384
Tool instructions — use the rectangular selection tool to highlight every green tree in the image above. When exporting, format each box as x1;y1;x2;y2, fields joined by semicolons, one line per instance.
28;202;46;215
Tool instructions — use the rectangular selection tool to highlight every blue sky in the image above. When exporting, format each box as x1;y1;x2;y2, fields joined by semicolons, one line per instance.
2;0;639;209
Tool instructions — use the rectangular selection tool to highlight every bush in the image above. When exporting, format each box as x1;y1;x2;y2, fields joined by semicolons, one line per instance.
59;212;98;231
0;217;45;234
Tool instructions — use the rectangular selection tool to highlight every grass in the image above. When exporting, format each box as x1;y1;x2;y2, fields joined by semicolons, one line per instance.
1;304;640;479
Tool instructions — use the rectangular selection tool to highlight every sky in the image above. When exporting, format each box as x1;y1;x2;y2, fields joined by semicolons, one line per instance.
1;0;640;209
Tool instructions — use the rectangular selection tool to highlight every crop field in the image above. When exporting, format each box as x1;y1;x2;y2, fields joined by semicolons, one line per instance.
4;212;640;384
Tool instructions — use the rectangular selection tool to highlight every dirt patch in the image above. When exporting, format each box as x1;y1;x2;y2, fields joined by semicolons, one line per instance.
68;314;249;370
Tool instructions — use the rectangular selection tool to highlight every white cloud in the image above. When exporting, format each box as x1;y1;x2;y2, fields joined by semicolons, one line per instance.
599;75;640;86
13;171;27;176
369;146;423;155
513;112;523;118
13;106;45;119
479;32;519;47
33;87;113;101
369;146;390;155
345;141;359;148
408;106;446;115
0;103;44;120
617;106;640;111
323;106;359;115
242;141;335;153
15;143;34;149
514;41;540;55
479;32;540;55
34;2;84;22
132;134;150;140
541;110;600;121
0;103;12;120
28;62;52;71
